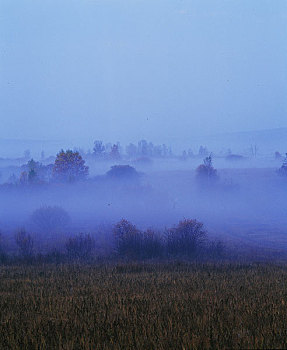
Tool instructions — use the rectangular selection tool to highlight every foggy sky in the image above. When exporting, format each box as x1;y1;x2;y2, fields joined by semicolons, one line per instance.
0;0;286;145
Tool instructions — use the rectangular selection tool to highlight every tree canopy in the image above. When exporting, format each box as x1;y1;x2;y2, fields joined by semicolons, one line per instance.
53;150;89;182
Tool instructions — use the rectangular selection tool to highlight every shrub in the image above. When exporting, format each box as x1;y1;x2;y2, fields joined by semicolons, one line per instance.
141;229;163;259
15;229;34;259
225;154;245;162
207;240;225;259
113;219;142;259
196;155;218;185
0;232;7;263
106;165;140;182
166;219;206;257
31;206;70;234
93;140;105;158
65;233;95;261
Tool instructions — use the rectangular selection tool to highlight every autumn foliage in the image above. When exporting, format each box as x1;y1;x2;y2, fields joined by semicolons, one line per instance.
52;149;89;182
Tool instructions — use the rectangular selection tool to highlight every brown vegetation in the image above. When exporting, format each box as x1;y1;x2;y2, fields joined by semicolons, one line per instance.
0;263;287;349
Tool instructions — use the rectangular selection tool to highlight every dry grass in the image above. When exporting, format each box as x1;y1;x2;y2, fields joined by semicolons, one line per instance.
0;262;287;349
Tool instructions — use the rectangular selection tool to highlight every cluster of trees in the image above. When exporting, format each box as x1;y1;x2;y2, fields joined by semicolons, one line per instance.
0;217;225;263
113;218;223;260
8;229;95;263
93;139;215;161
93;141;121;160
195;152;287;182
19;159;52;184
12;141;287;166
6;150;220;188
9;145;287;189
8;150;89;185
92;139;173;160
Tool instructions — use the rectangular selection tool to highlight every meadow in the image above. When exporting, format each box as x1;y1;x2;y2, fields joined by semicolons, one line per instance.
1;262;287;349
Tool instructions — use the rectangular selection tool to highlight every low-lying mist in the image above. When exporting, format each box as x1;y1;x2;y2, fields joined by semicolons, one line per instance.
0;153;287;260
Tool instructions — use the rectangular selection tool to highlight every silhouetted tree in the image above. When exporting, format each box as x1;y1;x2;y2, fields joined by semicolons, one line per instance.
196;155;218;184
31;206;70;234
148;142;154;156
110;144;121;160
106;165;140;182
0;232;7;263
19;159;44;184
93;140;105;158
65;233;95;260
138;140;149;156
126;143;138;158
162;144;168;157
207;240;225;259
53;149;89;182
142;229;163;259
27;159;39;183
15;229;34;259
113;219;142;259
166;219;206;257
153;145;163;157
249;144;258;158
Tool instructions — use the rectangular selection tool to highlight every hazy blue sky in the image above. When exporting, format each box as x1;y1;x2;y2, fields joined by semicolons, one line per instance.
1;0;286;145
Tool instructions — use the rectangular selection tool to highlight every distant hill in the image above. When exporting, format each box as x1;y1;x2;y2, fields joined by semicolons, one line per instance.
182;128;287;155
211;128;287;153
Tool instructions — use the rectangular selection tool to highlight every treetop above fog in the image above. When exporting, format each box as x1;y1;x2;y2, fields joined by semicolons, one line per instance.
53;149;89;182
106;165;140;180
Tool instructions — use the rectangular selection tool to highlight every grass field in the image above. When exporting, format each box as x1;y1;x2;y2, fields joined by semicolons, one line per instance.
1;262;287;349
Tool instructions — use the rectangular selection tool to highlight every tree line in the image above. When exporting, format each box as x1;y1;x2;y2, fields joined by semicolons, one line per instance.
0;217;225;264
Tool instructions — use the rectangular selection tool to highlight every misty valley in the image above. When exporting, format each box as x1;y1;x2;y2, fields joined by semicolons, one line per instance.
0;141;286;261
1;142;287;348
1;0;286;346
